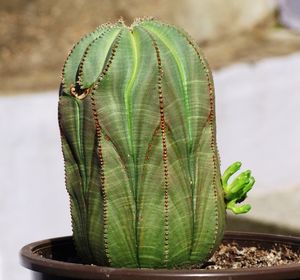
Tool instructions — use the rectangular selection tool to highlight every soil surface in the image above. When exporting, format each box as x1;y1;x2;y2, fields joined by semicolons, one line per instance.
199;241;300;270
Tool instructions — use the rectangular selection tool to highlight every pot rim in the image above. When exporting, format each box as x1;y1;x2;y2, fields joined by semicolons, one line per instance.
20;231;300;280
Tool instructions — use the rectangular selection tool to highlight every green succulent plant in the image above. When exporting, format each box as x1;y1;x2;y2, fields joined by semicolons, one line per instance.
58;17;254;269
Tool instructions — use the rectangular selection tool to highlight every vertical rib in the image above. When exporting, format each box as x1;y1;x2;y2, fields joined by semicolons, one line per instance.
152;37;170;266
148;20;223;259
88;33;122;265
90;95;111;264
174;27;221;256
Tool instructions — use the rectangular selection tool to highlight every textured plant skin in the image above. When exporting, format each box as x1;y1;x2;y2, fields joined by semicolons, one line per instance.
58;18;228;269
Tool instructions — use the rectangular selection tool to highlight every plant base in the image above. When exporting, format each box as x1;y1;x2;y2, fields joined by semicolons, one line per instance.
20;232;300;280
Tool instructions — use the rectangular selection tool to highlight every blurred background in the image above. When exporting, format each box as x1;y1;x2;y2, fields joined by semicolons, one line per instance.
1;0;300;279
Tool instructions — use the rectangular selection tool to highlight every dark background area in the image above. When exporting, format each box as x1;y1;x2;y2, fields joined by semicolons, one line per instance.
1;0;300;93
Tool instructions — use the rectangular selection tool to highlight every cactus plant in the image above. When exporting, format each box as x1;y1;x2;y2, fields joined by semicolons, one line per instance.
58;18;254;269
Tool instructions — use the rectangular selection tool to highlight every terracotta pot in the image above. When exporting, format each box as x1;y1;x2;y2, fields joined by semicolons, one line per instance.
20;232;300;280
